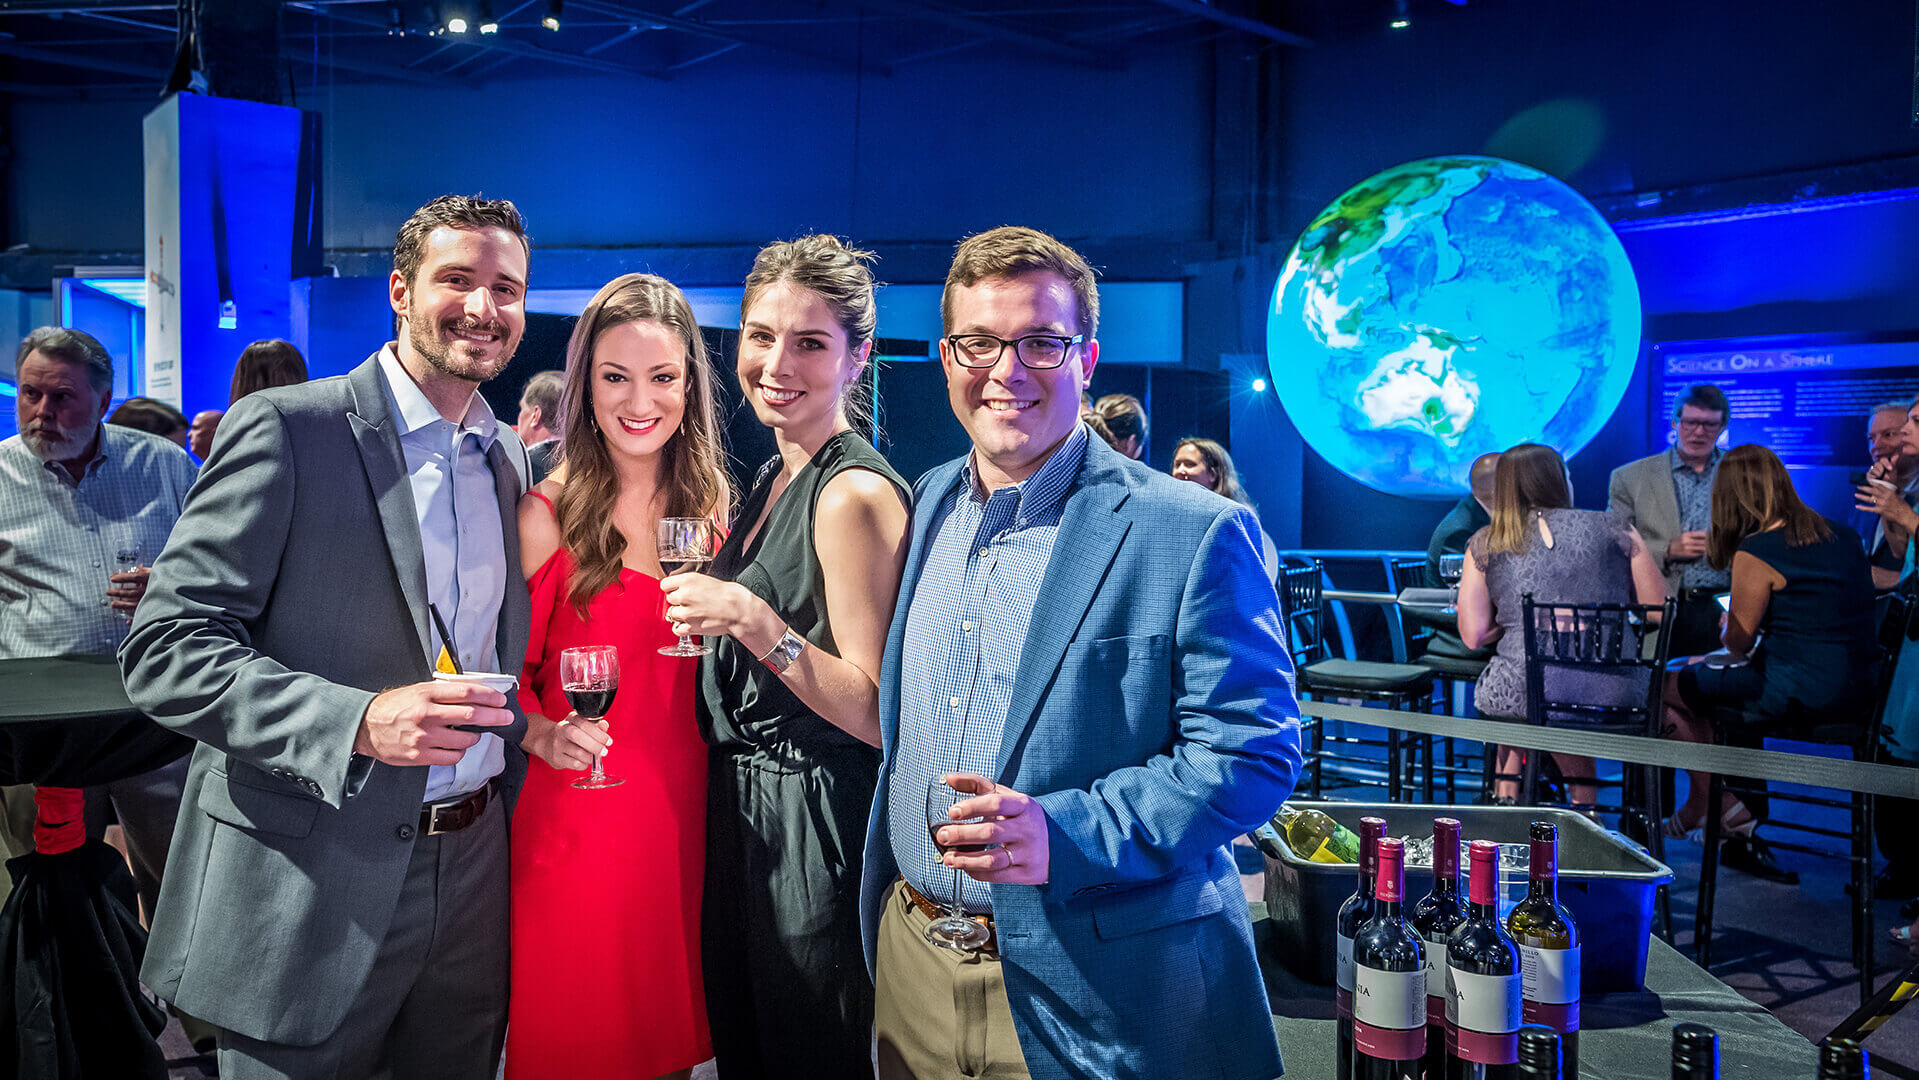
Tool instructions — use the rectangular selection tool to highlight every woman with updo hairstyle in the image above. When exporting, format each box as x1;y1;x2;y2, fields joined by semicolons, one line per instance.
507;274;729;1080
227;338;309;406
660;235;911;1075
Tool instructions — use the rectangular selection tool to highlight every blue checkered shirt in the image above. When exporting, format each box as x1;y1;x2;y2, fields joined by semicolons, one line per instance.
1670;447;1728;589
0;426;198;659
890;424;1090;913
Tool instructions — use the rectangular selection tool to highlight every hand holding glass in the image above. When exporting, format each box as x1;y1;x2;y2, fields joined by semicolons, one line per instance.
922;776;994;952
657;518;714;657
110;541;142;622
558;645;622;790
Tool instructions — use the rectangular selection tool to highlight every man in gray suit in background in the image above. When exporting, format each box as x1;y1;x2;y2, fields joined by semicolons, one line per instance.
1607;383;1730;658
120;195;534;1078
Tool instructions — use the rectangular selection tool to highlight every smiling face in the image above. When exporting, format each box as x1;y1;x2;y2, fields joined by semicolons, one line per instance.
16;351;109;465
588;319;688;464
390;224;527;387
736;281;866;451
1170;443;1218;491
940;271;1098;489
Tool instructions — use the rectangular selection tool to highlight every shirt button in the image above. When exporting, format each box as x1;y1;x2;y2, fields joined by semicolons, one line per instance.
978;549;990;559
949;695;961;709
395;824;415;840
962;621;973;633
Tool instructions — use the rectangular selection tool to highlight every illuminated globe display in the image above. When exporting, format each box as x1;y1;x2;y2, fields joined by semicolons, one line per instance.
1268;155;1641;497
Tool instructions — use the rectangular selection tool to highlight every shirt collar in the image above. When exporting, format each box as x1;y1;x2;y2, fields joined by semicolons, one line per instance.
961;422;1089;520
1668;445;1722;475
33;424;108;487
376;343;499;446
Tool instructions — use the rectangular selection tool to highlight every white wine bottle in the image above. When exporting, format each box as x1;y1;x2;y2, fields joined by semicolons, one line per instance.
1507;823;1580;1080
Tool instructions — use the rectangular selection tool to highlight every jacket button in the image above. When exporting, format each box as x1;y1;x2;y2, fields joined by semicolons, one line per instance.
395;824;415;840
302;779;323;797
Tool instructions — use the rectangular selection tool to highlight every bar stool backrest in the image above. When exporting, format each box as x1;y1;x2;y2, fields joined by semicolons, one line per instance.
1278;563;1326;671
1520;594;1679;735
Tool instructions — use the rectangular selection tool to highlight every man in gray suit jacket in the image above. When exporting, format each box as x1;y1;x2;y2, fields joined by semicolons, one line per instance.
120;195;534;1078
1607;383;1730;657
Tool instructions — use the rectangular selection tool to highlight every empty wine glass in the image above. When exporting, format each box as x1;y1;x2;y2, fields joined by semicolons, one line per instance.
558;645;622;790
657;517;714;657
923;776;993;952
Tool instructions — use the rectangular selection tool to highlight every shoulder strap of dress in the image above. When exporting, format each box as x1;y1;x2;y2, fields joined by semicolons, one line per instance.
527;489;557;516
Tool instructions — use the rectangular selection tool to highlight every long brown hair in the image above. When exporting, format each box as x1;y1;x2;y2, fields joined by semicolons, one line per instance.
554;274;729;615
1707;444;1831;569
1484;443;1573;555
229;339;308;405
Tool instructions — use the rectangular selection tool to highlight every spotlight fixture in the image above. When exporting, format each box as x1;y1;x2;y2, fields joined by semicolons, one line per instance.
478;1;498;33
447;14;468;33
1389;0;1410;29
389;2;405;35
1251;378;1268;393
542;0;561;31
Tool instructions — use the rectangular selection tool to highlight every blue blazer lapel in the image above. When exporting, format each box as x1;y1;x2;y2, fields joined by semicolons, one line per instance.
881;459;968;752
992;460;1131;779
345;355;434;661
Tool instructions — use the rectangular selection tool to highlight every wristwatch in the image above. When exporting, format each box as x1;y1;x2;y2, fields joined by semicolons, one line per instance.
757;627;806;674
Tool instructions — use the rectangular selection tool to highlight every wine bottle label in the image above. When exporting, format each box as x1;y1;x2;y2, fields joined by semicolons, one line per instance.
1448;968;1522;1036
1354;965;1426;1027
1446;1019;1520;1066
1308;838;1344;863
1423;939;1450;1021
1519;944;1581;1032
1354;966;1427;1060
1337;932;1356;992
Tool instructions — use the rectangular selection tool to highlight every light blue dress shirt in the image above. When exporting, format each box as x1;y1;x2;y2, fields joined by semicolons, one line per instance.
890;424;1089;913
376;346;507;802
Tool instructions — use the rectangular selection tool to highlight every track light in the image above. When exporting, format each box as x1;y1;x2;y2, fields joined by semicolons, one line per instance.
447;14;468;32
542;0;561;31
478;1;498;33
1389;0;1410;29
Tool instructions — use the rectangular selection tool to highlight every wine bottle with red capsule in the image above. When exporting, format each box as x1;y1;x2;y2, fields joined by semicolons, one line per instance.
1339;816;1390;1080
1354;836;1427;1080
1507;822;1580;1079
1445;840;1522;1080
1413;818;1468;1080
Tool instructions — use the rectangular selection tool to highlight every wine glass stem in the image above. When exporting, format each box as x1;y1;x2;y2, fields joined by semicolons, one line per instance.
949;867;964;919
589;716;606;782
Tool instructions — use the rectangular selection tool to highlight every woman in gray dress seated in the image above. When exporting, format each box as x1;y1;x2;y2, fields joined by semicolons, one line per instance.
1456;443;1669;805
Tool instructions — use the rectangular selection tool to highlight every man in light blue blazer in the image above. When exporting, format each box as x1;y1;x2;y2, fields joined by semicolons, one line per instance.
861;226;1303;1080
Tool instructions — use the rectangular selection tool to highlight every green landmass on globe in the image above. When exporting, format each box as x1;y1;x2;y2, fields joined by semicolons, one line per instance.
1268;155;1641;497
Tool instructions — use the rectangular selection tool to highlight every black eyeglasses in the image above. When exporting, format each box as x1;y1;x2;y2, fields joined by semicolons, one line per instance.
945;333;1085;370
1676;417;1725;432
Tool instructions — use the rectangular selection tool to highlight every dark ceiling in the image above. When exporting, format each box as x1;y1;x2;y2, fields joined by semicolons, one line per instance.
0;0;1375;99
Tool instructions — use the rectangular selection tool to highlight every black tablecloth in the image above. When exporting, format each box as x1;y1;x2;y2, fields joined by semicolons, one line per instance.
0;655;189;787
1252;903;1813;1080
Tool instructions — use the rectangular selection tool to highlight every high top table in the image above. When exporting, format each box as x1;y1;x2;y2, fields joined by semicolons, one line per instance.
0;653;192;1080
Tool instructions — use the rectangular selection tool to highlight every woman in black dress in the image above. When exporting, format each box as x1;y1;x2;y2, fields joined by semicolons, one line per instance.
1662;444;1876;836
660;235;911;1077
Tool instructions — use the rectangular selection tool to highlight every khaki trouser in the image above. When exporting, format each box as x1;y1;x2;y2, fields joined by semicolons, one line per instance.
875;880;1030;1080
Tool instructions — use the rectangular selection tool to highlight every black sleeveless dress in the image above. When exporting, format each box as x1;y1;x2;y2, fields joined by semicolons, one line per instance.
696;430;909;1078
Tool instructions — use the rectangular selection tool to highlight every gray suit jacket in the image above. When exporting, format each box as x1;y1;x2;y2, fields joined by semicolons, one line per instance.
119;354;531;1046
1608;450;1686;592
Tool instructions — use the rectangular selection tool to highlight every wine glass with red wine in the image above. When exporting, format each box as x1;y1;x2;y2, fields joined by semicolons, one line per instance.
558;645;623;790
922;776;993;952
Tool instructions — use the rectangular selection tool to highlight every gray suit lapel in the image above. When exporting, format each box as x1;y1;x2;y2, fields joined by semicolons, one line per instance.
346;358;434;661
992;469;1131;780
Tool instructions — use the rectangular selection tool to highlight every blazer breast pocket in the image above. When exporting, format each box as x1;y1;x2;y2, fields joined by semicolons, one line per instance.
1060;634;1172;738
198;768;320;838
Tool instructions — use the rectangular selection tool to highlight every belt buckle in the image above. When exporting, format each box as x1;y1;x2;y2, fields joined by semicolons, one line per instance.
423;799;457;836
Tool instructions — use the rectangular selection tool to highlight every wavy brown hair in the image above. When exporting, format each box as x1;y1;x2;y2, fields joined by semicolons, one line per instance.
1484;443;1573;555
554;274;729;616
229;338;308;406
1707;444;1831;570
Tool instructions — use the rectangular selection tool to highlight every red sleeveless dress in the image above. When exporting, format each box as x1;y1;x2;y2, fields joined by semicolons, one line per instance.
506;496;711;1078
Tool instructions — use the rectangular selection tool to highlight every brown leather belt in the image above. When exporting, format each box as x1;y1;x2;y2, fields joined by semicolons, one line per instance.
901;878;998;956
420;780;495;835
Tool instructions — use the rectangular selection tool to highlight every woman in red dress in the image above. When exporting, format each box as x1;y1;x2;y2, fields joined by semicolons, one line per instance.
508;273;730;1080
